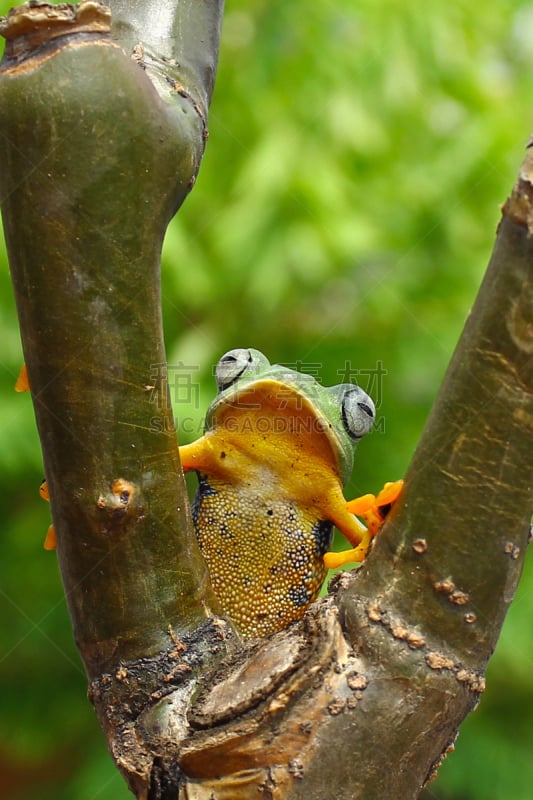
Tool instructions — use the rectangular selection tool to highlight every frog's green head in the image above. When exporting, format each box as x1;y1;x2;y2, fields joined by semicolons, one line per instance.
206;348;375;484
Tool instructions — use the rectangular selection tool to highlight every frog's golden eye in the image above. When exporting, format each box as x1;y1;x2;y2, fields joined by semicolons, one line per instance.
341;387;375;440
215;348;254;391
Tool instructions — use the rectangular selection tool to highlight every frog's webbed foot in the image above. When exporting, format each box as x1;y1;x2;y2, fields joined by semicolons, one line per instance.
324;537;371;569
15;364;30;393
44;525;57;550
324;480;404;569
39;480;57;550
347;480;404;535
15;366;56;549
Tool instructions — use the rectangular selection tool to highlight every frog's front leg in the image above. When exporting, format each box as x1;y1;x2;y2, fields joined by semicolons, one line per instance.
323;494;374;569
324;480;404;569
179;437;219;474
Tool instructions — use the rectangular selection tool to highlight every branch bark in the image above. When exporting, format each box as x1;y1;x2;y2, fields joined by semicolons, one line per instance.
0;2;531;799
0;0;226;673
295;161;533;797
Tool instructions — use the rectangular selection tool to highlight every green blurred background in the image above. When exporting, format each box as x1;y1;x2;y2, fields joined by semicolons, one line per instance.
1;1;532;797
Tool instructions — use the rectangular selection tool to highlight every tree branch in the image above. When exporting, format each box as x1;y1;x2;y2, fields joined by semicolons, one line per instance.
342;152;533;659
110;0;222;119
289;151;533;798
0;0;225;681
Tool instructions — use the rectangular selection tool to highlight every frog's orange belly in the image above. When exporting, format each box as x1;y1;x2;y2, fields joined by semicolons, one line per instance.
192;475;332;638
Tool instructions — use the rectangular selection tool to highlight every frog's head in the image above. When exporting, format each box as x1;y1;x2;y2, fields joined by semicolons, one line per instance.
205;348;375;484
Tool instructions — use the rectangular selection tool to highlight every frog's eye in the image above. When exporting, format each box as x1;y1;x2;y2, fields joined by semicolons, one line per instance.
215;348;255;391
341;387;375;440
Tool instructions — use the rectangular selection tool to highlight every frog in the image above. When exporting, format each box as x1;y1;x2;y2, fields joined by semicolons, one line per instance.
179;348;403;638
17;352;402;601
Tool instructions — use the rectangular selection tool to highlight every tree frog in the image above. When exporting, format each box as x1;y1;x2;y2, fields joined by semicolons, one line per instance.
17;352;402;619
179;348;402;638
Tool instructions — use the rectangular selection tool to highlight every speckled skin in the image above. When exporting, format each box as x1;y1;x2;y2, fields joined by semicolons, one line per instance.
192;475;333;637
179;352;377;638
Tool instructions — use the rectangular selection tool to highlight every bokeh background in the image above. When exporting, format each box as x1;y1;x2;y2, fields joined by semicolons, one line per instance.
1;1;533;798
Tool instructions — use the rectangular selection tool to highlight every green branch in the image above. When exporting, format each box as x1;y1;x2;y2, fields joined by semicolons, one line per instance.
0;0;224;679
110;0;223;117
342;153;533;662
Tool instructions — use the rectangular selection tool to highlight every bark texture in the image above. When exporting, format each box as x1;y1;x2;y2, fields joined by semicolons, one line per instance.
1;3;531;799
0;0;225;679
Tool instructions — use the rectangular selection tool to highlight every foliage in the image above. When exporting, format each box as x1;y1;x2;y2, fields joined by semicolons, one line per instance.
0;1;531;798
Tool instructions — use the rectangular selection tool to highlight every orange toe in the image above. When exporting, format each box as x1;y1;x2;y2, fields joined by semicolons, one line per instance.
43;525;57;551
324;543;369;569
345;493;375;516
15;364;30;393
375;480;404;509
